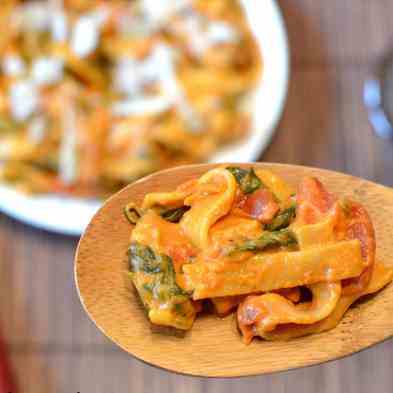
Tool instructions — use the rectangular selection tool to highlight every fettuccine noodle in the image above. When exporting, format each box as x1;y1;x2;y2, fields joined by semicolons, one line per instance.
125;166;392;343
0;0;261;197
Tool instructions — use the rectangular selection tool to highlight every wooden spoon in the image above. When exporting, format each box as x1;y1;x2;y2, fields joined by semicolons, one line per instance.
75;163;393;378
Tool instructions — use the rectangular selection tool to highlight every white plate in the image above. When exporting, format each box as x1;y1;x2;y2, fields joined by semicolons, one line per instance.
0;0;289;236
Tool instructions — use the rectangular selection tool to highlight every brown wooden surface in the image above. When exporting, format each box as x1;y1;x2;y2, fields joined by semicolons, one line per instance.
2;0;393;391
75;163;393;378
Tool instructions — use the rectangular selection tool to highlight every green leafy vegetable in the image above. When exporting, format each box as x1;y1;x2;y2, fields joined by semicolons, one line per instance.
265;205;296;231
124;203;144;225
0;116;18;133
142;282;155;293
226;166;263;194
229;229;297;254
160;206;191;223
128;243;161;273
339;200;351;218
128;242;188;299
157;254;188;298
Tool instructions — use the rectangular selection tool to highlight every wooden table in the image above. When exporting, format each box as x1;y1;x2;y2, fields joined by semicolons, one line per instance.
2;1;393;392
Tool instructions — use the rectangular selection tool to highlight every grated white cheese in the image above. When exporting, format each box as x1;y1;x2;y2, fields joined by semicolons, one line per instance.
112;96;172;117
2;55;25;77
32;57;64;86
117;13;153;37
18;2;51;31
181;14;207;55
154;45;203;131
51;11;68;42
27;116;46;144
205;22;239;45
113;50;163;96
9;80;39;122
141;0;190;24
141;0;170;22
152;45;179;97
59;105;78;184
70;9;108;58
140;52;164;83
113;58;144;96
181;15;239;56
71;17;99;58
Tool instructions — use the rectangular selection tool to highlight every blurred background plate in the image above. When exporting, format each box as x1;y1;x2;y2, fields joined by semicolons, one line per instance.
0;0;289;236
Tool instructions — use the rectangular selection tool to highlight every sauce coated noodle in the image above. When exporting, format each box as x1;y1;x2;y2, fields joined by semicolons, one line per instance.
125;167;392;343
0;0;261;197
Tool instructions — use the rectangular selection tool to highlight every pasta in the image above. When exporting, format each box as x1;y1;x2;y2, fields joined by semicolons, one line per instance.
182;240;365;299
259;262;393;341
0;0;260;197
125;166;392;343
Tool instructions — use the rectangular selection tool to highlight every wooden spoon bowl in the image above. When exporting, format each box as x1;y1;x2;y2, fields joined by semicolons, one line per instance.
75;163;393;377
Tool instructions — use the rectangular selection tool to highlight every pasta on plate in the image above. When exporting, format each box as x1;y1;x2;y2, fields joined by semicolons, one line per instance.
0;0;260;197
125;166;393;343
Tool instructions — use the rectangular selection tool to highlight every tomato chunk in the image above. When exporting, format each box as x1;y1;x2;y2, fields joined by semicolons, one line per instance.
296;177;336;224
296;177;375;294
340;201;375;295
237;189;280;224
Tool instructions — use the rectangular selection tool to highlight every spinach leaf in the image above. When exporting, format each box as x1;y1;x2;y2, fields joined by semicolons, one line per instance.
0;116;18;133
124;203;144;225
226;167;263;194
161;206;190;223
158;254;188;297
265;205;296;231
142;282;155;293
128;243;161;273
173;303;186;316
128;242;187;298
339;200;351;218
229;229;297;254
